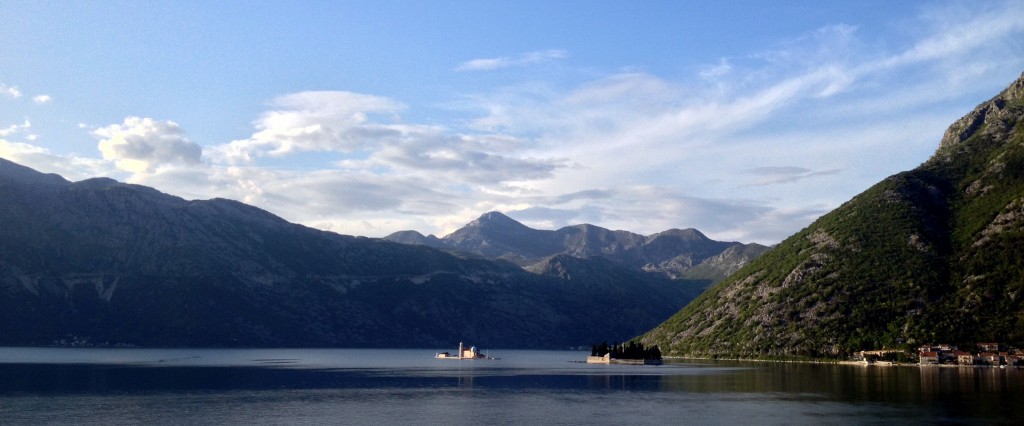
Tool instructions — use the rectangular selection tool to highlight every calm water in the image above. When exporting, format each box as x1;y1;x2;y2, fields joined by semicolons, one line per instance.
1;347;1022;425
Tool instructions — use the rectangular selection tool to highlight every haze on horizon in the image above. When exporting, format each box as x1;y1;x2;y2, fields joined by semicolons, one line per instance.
2;0;1023;245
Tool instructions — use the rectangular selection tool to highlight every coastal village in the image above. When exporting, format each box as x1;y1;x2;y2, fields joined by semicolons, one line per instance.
856;343;1024;366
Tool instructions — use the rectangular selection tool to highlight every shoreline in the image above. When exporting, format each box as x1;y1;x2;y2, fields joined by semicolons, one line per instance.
665;356;1023;369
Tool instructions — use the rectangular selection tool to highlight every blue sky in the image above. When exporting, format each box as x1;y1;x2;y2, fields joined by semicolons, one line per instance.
2;1;1023;244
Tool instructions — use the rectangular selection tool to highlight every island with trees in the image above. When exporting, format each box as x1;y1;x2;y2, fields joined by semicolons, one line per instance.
587;341;663;365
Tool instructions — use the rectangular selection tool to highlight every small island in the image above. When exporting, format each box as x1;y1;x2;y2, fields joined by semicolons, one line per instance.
435;342;494;360
587;341;663;365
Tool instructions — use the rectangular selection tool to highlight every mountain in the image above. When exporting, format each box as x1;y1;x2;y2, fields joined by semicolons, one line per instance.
378;230;445;248
385;211;769;280
441;211;566;264
0;158;700;348
641;71;1024;358
526;254;710;326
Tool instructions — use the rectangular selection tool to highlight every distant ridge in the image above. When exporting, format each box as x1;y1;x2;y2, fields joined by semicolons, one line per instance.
641;71;1024;358
385;211;769;281
380;230;445;247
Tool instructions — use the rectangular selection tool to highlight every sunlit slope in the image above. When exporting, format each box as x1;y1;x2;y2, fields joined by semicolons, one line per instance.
642;72;1024;358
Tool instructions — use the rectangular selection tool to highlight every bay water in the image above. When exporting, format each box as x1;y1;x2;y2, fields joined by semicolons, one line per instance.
1;347;1021;425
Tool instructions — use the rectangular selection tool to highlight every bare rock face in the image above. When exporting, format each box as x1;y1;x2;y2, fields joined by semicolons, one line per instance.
937;71;1024;158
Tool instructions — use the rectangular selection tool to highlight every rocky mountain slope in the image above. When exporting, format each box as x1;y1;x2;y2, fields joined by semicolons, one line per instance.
386;211;769;281
0;158;700;348
641;71;1024;358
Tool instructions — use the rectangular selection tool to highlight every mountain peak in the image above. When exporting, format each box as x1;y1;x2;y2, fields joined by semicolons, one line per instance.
0;157;68;187
383;230;443;247
648;228;709;241
71;177;122;189
935;71;1024;159
470;211;526;229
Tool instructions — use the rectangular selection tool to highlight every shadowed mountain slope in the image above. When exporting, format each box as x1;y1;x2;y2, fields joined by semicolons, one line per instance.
0;159;699;348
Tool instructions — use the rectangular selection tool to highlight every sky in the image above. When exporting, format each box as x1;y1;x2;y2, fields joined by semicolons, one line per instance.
2;1;1023;244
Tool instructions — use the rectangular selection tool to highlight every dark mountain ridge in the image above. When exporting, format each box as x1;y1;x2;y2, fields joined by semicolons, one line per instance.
641;71;1024;358
0;158;700;348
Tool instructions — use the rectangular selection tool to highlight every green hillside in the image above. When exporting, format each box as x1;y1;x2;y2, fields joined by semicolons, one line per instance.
641;72;1024;359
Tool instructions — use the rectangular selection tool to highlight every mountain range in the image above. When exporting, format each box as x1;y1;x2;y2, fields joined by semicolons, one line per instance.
8;69;1016;358
641;71;1024;358
0;158;712;348
385;211;769;282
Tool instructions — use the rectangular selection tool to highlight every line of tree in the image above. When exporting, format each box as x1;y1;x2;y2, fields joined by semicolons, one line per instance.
591;340;662;360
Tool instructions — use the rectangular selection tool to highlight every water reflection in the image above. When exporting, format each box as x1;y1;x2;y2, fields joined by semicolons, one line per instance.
2;349;1024;423
658;361;1024;421
655;361;1024;394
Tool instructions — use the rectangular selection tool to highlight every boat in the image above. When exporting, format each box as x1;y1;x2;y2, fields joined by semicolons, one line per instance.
435;342;494;360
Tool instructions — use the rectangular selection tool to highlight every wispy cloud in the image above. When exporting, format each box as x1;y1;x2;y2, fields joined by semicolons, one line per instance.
877;2;1024;71
32;95;52;104
744;166;842;186
456;49;566;71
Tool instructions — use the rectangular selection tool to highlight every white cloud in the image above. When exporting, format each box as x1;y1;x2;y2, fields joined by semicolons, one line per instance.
0;139;44;157
1;83;22;99
456;49;566;71
0;81;50;104
94;117;202;174
212;90;563;187
0;120;31;137
211;91;406;163
5;2;1023;246
0;139;111;182
150;89;566;238
123;162;470;238
0;119;41;143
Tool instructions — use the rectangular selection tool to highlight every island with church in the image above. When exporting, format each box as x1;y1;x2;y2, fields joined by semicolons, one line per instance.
435;342;495;360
